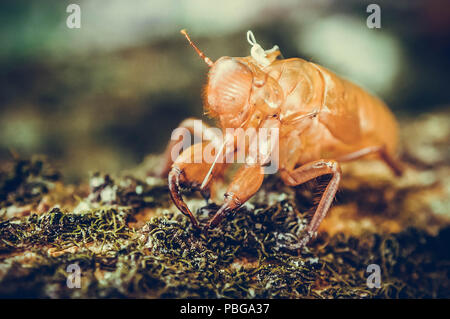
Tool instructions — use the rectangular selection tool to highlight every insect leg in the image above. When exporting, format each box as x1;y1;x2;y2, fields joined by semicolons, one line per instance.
204;164;264;231
168;165;200;228
157;118;220;177
336;145;403;176
280;159;342;249
204;117;280;231
168;142;226;229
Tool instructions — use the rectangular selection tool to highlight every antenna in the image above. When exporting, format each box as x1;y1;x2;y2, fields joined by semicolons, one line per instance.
200;133;232;190
180;29;213;67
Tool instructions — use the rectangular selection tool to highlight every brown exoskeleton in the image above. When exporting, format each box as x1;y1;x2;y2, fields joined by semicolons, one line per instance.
157;30;403;249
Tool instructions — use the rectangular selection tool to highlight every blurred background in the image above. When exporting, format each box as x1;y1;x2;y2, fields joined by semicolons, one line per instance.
0;0;449;183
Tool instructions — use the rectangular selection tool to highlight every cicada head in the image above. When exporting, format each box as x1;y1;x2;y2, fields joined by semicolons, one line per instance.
204;57;254;128
181;29;284;128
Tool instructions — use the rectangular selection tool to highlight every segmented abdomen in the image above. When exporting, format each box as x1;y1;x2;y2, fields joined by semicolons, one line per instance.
266;58;399;158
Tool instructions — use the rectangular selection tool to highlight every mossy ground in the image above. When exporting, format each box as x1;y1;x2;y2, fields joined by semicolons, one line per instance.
0;112;449;299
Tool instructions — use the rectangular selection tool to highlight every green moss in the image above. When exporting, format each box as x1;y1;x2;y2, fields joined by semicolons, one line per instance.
0;158;449;298
0;206;131;252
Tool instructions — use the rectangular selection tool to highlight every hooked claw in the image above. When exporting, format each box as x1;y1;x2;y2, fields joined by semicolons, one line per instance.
168;166;200;229
204;202;231;232
167;141;227;230
204;193;240;232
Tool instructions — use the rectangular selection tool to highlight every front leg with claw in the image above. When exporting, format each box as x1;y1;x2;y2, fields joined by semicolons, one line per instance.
204;163;265;230
168;142;226;229
205;117;280;231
